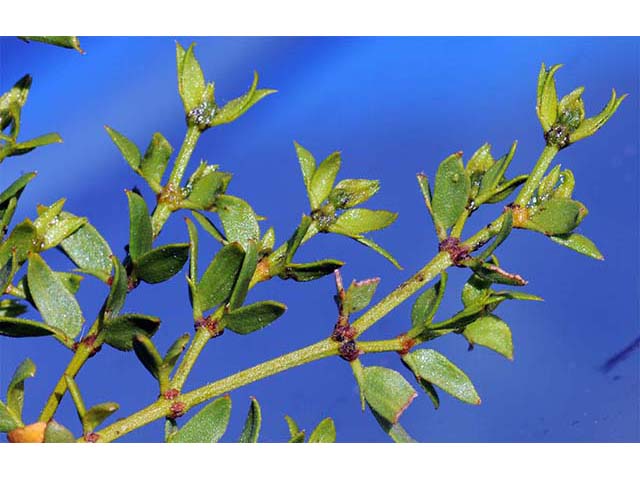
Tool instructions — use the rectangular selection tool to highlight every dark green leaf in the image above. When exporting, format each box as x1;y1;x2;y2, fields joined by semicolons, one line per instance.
198;242;245;311
0;172;36;206
289;431;306;443
27;253;84;338
216;195;260;250
228;240;259;310
403;349;481;405
133;335;163;380
7;358;36;419
432;152;470;229
126;190;152;261
136;243;189;284
224;301;286;335
187;171;231;211
308;418;336;443
58;218;113;283
280;259;344;282
103;314;160;352
362;366;417;424
417;379;440;410
328;179;380;209
11;133;62;155
83;403;119;433
105;126;141;172
479;210;513;261
102;256;127;319
43;421;75;443
410;272;447;331
192;211;227;245
284;215;312;264
344;277;380;314
463;315;513;360
0;253;16;294
525;198;587;235
171;396;232;443
550;233;604;260
141;132;172;187
371;410;416;443
0;299;27;317
238;397;261;443
309;152;341;209
329;209;398;236
0;317;66;339
485;175;528;204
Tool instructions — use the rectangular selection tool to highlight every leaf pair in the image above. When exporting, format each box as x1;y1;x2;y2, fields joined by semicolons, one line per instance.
176;42;275;129
284;415;336;443
133;333;190;390
127;190;189;284
105;127;173;193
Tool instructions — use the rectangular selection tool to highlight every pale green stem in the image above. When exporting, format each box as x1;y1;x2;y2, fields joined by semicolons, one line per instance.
169;327;212;391
514;145;558;206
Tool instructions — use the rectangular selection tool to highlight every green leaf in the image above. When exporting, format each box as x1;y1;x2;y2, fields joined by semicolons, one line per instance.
0;172;36;206
410;272;447;333
280;259;344;282
0;401;21;432
344;277;380;314
198;242;245;311
416;173;446;239
126;190;152;261
216;195;260;250
224;301;286;335
362;366;417;424
537;63;561;131
466;143;494;177
58;218;113;283
309;152;341;209
284;415;301;438
178;43;206;113
550;232;604;260
163;333;191;373
261;227;275;252
570;89;627;143
492;290;543;302
135;243;190;284
525;198;587;235
0;197;18;237
432;152;470;229
228;240;259;310
353;236;402;270
463;315;513;360
0;299;27;318
192;211;227;245
329;209;398;236
210;72;275;127
83;403;119;433
0;317;67;340
371;410;416;443
289;431;306;443
0;74;31;131
417;379;440;410
102;256;127;319
141;132;172;187
133;335;163;380
19;36;83;53
479;210;513;261
105;126;141;172
0;253;16;294
403;349;481;405
484;175;528;204
308;418;336;443
284;215;312;264
328;179;380;209
468;260;527;287
554;169;575;199
477;142;517;201
7;358;36;420
103;314;160;352
27;253;84;338
461;273;492;307
43;421;75;443
538;165;562;200
171;396;232;443
0;220;38;265
294;141;316;191
11;133;62;155
238;397;261;443
187;171;231;210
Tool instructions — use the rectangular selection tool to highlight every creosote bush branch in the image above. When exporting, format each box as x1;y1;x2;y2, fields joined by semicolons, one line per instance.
0;37;626;443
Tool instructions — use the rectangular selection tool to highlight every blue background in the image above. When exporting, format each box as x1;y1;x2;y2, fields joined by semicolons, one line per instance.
0;37;638;442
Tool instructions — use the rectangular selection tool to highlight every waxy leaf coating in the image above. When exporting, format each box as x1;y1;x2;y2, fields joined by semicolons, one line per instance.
171;396;231;443
362;366;417;425
464;315;514;360
216;195;260;251
403;349;480;405
27;254;84;338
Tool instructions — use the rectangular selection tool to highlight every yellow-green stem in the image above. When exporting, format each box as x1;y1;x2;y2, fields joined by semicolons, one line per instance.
170;327;212;391
514;145;558;206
